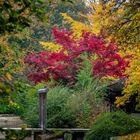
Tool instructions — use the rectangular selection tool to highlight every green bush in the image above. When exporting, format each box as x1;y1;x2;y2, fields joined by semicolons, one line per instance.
19;84;76;128
85;111;140;140
15;81;106;128
70;60;107;128
0;81;29;114
47;85;76;128
18;83;46;127
20;83;106;128
67;88;107;128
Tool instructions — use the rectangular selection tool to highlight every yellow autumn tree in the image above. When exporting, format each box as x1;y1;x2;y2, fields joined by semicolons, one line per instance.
40;1;120;51
60;0;140;111
0;35;27;111
107;0;140;110
61;1;124;38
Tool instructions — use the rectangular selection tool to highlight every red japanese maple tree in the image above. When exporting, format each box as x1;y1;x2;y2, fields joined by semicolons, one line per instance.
25;28;129;84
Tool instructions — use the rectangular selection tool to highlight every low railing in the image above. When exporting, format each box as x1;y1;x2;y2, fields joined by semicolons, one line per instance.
1;127;89;140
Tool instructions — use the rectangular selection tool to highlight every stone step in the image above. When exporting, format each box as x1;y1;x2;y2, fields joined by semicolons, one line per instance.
0;114;23;128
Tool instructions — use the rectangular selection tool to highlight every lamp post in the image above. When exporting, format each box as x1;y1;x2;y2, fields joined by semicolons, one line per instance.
38;88;48;131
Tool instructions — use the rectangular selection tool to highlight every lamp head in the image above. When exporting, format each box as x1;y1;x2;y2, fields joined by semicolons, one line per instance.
38;88;48;94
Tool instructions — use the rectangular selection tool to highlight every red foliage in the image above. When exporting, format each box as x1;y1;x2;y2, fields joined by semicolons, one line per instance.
25;28;129;84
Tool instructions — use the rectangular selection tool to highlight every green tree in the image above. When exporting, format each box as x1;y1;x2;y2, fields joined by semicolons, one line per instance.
0;0;46;34
0;0;74;34
8;0;89;51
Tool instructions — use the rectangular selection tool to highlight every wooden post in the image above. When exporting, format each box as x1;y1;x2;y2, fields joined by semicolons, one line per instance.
38;88;48;131
31;131;34;140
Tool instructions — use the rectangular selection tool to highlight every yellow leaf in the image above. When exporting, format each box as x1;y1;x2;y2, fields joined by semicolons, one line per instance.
5;72;13;81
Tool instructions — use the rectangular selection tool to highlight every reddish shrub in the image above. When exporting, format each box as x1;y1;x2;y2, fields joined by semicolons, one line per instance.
25;28;129;84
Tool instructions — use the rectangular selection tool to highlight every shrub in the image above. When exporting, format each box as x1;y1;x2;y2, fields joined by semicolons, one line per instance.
85;111;140;140
0;81;29;114
18;83;46;127
18;79;107;128
20;84;76;128
67;62;108;128
47;85;76;128
25;28;129;85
